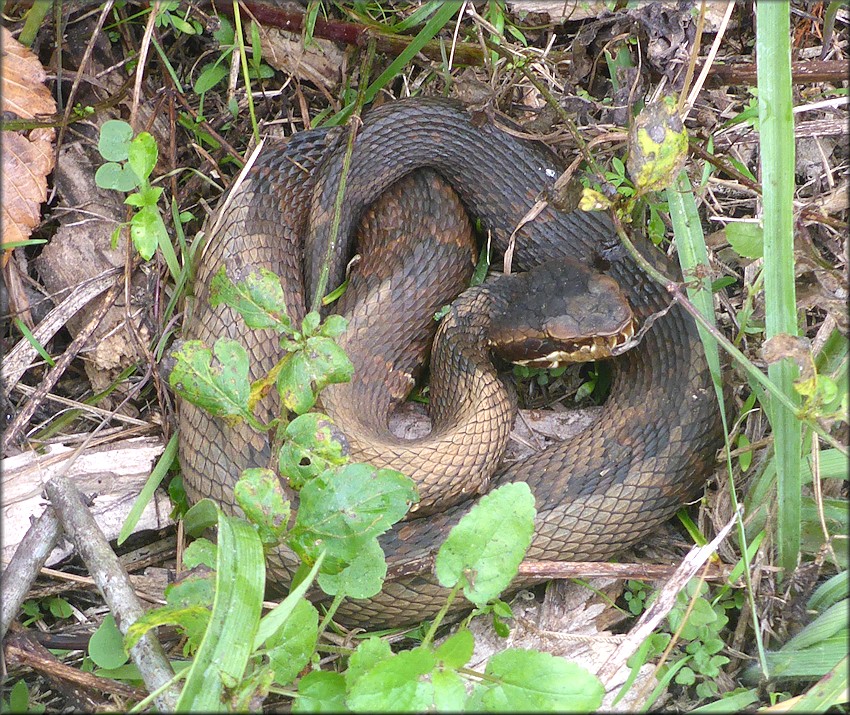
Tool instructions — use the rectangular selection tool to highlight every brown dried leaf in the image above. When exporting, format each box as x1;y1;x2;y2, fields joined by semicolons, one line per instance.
1;27;57;253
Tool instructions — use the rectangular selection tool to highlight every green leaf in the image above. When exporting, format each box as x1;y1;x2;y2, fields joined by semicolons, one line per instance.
95;161;140;192
278;413;349;489
347;647;437;712
176;514;265;709
289;463;417;567
468;649;604;712
267;598;319;685
293;671;347;713
277;336;353;414
253;554;324;651
209;266;293;333
434;629;474;669
316;537;387;599
234;468;290;545
214;15;235;44
125;604;211;654
169;339;253;422
726;221;764;259
183;537;217;569
127;131;158;181
165;573;215;610
98;119;134;161
47;596;72;619
433;669;467;711
319;314;348;339
184;499;220;536
89;614;128;669
345;637;394;689
435;482;536;606
129;205;168;261
194;62;229;94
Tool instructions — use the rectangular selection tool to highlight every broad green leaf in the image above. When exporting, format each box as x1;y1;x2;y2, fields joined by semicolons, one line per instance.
98;119;134;161
267;599;319;685
726;221;764;259
434;629;474;669
319;313;348;338
184;500;219;537
164;573;215;611
130;204;168;260
89;614;128;669
432;669;467;711
468;649;604;712
176;514;265;710
235;468;290;545
209;266;293;333
293;671;347;713
316;537;386;599
345;637;393;689
347;647;437;712
277;336;354;415
127;131;158;181
183;537;217;569
169;339;252;422
435;482;535;606
278;413;349;489
289;464;416;565
95;161;140;191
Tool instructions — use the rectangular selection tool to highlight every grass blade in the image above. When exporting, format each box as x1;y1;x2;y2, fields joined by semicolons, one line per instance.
175;513;265;710
756;0;802;578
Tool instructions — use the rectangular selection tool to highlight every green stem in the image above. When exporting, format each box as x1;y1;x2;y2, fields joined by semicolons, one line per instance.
757;0;801;580
609;215;844;456
18;0;53;46
420;582;462;648
317;592;346;638
233;1;259;144
310;38;377;312
667;171;769;678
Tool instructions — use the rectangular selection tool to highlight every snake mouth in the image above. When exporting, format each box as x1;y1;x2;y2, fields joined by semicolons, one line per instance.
509;316;637;368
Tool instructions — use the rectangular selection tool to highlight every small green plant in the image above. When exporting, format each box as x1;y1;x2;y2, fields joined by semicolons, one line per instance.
629;580;740;704
1;680;45;714
154;0;202;35
192;16;273;118
623;580;650;616
19;596;73;626
94;120;175;270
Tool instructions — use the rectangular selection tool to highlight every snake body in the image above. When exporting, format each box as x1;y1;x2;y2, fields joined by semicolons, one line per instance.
178;98;723;627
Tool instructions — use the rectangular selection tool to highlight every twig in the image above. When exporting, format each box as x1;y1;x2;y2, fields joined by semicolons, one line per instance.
223;0;486;66
2;281;123;453
0;507;63;640
2;269;121;398
42;475;180;710
4;628;145;704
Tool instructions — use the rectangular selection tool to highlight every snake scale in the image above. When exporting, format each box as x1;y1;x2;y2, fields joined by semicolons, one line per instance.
178;98;723;627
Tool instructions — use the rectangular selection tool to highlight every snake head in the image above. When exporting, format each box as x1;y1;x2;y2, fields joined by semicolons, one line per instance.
488;258;636;368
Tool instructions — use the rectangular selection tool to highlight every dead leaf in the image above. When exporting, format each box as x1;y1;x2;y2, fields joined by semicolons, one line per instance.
0;27;57;257
261;28;343;92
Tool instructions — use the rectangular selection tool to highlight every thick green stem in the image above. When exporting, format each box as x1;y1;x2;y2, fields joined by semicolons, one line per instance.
757;1;801;579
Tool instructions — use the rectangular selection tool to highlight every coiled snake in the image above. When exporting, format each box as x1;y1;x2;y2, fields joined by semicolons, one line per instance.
178;98;723;627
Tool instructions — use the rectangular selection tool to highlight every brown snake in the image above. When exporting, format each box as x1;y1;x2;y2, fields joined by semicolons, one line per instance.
178;98;724;628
